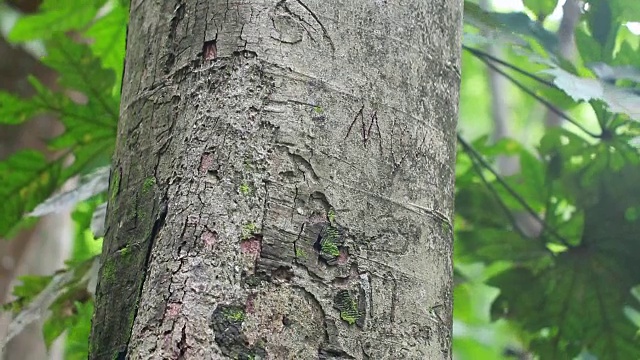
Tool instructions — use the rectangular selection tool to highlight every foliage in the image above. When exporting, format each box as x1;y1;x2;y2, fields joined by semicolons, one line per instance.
0;0;125;357
457;0;640;358
1;0;640;359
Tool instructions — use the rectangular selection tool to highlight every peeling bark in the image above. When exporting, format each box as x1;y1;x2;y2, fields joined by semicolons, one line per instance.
90;1;462;359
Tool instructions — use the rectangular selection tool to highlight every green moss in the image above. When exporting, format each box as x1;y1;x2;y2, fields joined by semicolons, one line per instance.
239;182;252;196
334;290;360;325
321;241;340;257
327;208;336;224
241;223;258;239
110;171;120;202
340;309;358;325
142;177;156;193
101;258;116;282
295;248;307;259
320;225;341;256
117;246;132;261
223;308;245;322
137;209;147;221
128;307;136;328
119;247;129;257
244;275;261;287
313;106;323;114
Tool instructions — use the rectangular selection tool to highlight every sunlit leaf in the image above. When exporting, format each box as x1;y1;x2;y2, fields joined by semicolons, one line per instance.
85;4;128;93
523;0;558;22
0;151;63;236
0;92;47;124
542;67;640;121
8;0;108;42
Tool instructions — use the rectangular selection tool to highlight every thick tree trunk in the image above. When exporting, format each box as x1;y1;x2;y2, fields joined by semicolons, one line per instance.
90;1;462;359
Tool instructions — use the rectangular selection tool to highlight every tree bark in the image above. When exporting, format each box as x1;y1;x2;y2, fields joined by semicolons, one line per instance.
90;1;462;359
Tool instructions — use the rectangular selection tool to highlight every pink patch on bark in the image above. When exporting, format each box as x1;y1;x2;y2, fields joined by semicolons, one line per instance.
165;303;181;318
337;248;349;265
199;153;214;174
245;294;256;314
202;230;218;247
240;236;262;257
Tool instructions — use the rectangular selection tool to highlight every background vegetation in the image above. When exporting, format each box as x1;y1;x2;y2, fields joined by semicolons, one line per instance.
1;0;640;358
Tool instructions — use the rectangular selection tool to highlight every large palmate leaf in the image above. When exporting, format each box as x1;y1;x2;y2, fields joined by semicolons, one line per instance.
0;35;117;236
482;163;640;358
0;151;63;236
8;0;108;42
542;66;640;122
85;4;128;92
457;128;640;357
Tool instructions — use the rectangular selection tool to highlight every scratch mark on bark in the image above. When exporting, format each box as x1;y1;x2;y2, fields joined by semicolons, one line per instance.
294;0;335;52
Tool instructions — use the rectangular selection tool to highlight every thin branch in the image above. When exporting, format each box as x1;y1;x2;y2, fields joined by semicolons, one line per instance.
463;45;556;88
457;133;572;247
465;140;532;241
466;46;601;138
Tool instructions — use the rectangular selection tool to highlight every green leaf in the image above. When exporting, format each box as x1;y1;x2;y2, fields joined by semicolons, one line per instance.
3;275;54;312
586;0;613;49
456;229;550;265
0;37;118;236
609;0;640;22
575;27;604;64
85;4;128;93
63;301;93;360
0;151;63;236
523;0;558;22
8;0;108;42
43;35;117;97
542;66;640;121
486;164;640;359
463;2;558;54
489;256;640;359
0;92;47;124
44;294;91;348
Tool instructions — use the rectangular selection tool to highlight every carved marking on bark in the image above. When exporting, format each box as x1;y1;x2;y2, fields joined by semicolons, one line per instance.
344;105;383;154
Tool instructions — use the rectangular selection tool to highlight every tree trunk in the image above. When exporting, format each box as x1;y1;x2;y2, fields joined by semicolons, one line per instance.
90;1;462;359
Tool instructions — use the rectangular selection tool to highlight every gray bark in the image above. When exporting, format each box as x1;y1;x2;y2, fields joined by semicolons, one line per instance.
90;1;462;359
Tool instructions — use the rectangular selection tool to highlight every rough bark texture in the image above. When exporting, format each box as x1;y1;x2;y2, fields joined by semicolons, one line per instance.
90;1;462;359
